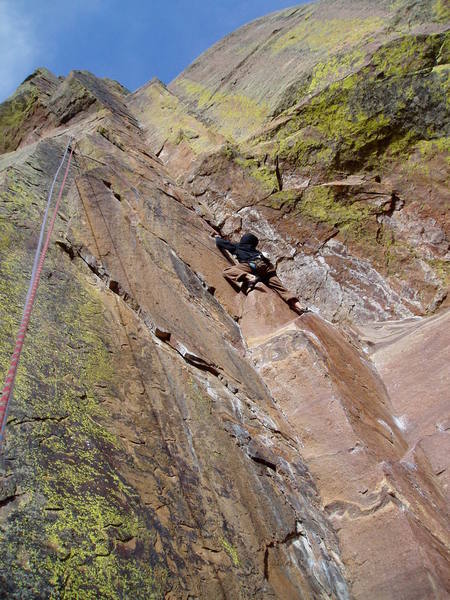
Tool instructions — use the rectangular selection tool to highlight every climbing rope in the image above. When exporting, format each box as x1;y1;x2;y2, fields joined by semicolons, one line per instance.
0;139;74;447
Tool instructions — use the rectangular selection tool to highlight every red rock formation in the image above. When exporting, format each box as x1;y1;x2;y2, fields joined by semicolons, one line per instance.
0;1;448;598
246;289;449;598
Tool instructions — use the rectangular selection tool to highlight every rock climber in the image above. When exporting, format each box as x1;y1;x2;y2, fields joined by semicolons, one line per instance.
215;233;309;314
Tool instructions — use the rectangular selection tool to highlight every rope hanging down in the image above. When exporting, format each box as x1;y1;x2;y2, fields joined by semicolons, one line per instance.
0;139;74;447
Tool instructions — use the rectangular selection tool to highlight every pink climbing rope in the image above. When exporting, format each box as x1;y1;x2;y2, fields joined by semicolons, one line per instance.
0;142;74;446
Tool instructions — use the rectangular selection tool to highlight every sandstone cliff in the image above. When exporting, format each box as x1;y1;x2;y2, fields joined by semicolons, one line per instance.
0;1;448;598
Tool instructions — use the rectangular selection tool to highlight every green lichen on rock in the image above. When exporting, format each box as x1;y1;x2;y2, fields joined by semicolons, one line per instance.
297;186;372;236
306;47;367;95
0;164;170;598
221;538;240;567
219;141;238;160
234;155;279;192
262;189;300;211
0;265;168;598
0;4;448;596
370;33;445;78
176;77;270;139
427;257;450;287
97;126;127;151
0;88;39;154
433;0;450;23
128;79;222;158
271;15;384;55
276;128;335;170
267;32;448;172
415;137;450;161
398;136;450;177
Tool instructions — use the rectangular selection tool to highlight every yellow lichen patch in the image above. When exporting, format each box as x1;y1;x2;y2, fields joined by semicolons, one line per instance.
397;136;450;177
0;216;169;596
298;186;372;237
415;137;450;160
2;168;43;218
307;48;366;94
275;79;392;167
234;155;278;192
0;220;33;389
221;538;240;567
262;190;299;211
176;78;270;138
381;130;417;163
371;33;444;79
270;17;384;55
433;0;450;23
0;87;39;153
136;81;222;155
177;79;216;110
427;258;450;287
266;32;448;170
276;128;334;168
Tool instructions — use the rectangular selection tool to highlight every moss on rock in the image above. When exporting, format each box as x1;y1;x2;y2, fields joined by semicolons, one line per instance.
234;155;279;192
0;164;170;599
0;88;39;154
265;32;448;173
176;77;270;139
270;15;384;55
433;0;450;23
297;186;372;235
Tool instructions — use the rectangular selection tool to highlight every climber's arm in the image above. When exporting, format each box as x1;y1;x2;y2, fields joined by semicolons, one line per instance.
215;237;237;254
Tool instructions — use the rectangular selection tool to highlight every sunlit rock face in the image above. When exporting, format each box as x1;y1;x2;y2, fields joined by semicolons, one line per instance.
0;0;448;598
166;0;449;323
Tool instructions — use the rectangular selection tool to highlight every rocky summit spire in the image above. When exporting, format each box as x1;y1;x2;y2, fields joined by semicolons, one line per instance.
0;1;448;598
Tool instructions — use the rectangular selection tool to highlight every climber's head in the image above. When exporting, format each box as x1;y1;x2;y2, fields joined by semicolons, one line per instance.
239;233;259;248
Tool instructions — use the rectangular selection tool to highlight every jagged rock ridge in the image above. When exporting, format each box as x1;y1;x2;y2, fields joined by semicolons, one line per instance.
0;1;449;598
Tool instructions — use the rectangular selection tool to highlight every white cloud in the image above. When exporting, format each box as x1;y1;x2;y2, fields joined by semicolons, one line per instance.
0;0;39;100
0;0;107;101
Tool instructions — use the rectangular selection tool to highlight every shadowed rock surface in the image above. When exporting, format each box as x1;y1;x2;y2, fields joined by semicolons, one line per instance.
0;1;448;598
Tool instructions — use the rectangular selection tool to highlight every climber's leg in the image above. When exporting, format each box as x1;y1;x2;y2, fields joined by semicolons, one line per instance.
265;273;309;313
265;273;297;303
223;263;255;290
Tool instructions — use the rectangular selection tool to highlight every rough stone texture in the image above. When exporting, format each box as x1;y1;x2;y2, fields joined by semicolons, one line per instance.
0;1;449;598
160;0;449;324
170;0;448;139
180;152;437;322
358;311;450;503
247;288;449;599
127;78;224;174
0;68;59;154
0;72;350;599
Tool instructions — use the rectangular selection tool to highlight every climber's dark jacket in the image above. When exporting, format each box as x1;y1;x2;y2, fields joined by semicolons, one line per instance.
215;233;269;265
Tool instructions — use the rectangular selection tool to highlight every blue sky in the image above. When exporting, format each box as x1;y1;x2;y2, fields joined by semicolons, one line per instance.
0;0;309;102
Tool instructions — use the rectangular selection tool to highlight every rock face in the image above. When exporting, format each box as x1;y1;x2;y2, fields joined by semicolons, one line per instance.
167;0;449;323
0;1;448;599
0;69;350;600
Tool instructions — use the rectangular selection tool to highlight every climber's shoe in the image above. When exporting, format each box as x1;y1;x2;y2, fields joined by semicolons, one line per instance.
290;301;311;315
